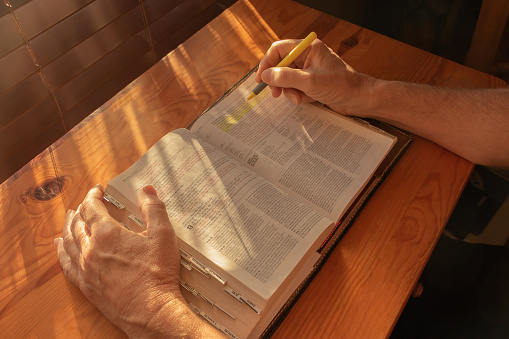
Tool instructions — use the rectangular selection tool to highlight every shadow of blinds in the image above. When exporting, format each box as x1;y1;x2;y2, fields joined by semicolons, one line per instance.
0;0;232;184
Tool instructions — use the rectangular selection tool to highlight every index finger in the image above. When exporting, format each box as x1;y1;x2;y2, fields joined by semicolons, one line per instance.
79;184;114;234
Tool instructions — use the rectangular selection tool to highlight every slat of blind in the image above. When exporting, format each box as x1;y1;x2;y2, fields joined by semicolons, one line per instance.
148;0;219;46
0;45;38;94
0;73;49;129
0;3;7;17
0;115;65;183
55;30;150;113
0;0;230;183
44;5;145;91
27;0;138;67
14;0;95;40
0;14;23;58
0;96;61;164
143;0;186;24
151;1;224;61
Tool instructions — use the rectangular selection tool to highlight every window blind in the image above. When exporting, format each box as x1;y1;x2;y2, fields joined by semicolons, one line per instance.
0;0;231;183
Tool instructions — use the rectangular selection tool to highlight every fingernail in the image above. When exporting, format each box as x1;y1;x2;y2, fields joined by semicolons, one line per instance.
54;238;60;247
261;69;273;83
142;185;158;196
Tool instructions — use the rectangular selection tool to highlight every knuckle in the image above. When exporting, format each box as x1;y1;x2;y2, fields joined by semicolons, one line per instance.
61;262;72;278
94;214;110;229
81;198;103;221
92;225;115;243
62;232;74;251
80;199;96;221
81;198;94;212
80;254;93;272
70;212;80;228
272;68;287;83
270;40;282;50
91;218;123;245
306;73;319;90
142;197;167;213
62;261;77;281
158;221;175;237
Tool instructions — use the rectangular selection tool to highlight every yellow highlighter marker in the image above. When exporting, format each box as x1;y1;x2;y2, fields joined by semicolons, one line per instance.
247;32;318;101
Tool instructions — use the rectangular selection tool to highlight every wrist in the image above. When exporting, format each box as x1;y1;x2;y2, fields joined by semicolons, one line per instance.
138;294;189;338
127;288;222;339
344;72;378;117
121;287;188;338
352;77;393;119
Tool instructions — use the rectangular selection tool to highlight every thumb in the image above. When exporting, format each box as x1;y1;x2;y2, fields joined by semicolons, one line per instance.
138;185;174;238
261;67;311;93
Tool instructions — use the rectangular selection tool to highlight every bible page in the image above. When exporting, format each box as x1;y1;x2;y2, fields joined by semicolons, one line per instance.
190;73;395;221
106;128;333;300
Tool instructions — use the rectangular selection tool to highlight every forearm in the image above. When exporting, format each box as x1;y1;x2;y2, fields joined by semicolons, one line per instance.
355;79;509;167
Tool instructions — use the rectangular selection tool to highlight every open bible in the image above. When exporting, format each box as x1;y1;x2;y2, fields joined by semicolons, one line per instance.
103;71;412;338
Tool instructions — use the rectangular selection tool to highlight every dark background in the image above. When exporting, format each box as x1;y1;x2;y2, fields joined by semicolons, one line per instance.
296;0;509;82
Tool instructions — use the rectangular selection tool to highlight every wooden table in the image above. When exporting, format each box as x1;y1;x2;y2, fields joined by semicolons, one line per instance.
1;0;506;338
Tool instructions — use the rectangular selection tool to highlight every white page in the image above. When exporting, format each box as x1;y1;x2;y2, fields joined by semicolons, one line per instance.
190;74;395;221
107;129;332;299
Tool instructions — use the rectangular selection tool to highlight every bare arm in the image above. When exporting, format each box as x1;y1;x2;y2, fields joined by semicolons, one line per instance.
257;39;509;167
360;81;509;167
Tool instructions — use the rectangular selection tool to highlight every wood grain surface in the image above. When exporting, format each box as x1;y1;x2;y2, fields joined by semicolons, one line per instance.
0;0;506;338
